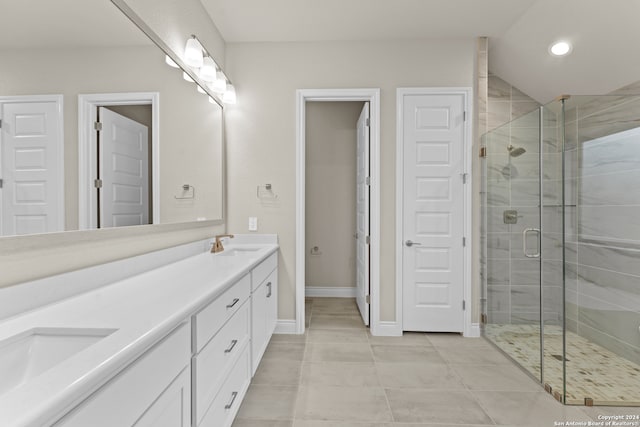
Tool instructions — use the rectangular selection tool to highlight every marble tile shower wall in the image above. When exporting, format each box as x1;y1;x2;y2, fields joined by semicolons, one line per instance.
483;74;565;325
565;96;640;365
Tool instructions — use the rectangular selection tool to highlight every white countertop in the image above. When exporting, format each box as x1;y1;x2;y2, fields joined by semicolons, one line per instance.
0;239;278;427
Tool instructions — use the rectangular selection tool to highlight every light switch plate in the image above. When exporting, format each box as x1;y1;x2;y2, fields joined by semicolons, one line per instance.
248;217;258;231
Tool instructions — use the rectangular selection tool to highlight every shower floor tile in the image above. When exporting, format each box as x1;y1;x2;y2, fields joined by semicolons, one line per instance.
485;324;640;406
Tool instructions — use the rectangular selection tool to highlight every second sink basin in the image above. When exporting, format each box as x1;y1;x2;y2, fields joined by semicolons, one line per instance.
217;247;261;257
0;327;117;396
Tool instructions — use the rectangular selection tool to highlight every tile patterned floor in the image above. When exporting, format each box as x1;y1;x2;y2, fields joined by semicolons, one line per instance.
485;324;640;406
232;298;640;427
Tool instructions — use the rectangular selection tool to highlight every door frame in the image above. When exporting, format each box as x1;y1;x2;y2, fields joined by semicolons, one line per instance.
295;88;381;335
0;94;65;234
78;92;159;230
395;87;477;337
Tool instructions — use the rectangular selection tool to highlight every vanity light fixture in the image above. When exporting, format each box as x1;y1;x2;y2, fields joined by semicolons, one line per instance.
177;34;236;104
209;70;227;93
222;84;237;104
165;55;179;68
549;40;572;56
184;35;204;68
183;71;195;83
199;56;217;82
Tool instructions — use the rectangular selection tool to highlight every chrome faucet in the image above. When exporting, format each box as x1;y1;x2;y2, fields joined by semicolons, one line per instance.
211;234;234;253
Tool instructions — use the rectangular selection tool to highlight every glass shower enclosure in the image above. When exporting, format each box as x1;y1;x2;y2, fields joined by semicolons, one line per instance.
481;95;640;406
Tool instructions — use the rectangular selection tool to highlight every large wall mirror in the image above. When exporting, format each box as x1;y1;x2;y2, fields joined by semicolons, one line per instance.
0;0;224;237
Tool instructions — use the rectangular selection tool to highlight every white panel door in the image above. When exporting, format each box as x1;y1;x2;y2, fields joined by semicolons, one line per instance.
99;107;149;228
0;99;63;236
402;93;465;332
356;102;370;325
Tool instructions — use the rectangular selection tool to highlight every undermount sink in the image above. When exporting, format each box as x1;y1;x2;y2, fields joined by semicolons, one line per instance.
217;247;261;257
0;327;116;396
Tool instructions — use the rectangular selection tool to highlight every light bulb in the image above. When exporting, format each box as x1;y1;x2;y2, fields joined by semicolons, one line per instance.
199;56;217;82
223;84;237;104
165;55;179;68
549;41;572;56
183;71;194;83
184;36;204;68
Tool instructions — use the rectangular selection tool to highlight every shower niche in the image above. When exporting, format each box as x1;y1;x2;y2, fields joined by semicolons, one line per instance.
481;95;640;406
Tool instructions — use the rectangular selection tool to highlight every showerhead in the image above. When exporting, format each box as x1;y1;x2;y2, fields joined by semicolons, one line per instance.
507;144;526;157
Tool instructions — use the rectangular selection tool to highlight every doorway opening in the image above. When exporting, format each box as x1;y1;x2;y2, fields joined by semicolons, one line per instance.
78;92;159;230
295;89;381;335
304;101;367;324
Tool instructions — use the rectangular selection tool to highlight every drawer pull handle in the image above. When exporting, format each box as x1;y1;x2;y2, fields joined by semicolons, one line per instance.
226;298;240;309
224;391;238;410
266;282;272;298
224;339;238;353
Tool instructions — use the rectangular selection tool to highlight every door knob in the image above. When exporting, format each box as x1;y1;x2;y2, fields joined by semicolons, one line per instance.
405;240;421;247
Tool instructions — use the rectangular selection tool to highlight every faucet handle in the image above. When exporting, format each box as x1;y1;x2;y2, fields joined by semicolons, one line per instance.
211;234;234;253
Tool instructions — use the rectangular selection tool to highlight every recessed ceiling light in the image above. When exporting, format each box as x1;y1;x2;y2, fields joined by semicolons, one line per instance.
549;41;572;56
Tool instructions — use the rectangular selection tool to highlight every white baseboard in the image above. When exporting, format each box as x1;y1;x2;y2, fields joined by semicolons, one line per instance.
464;323;481;338
305;286;356;298
274;319;298;334
371;320;402;336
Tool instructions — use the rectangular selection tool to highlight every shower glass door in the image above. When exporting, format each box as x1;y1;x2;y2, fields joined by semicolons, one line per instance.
540;101;565;400
483;107;543;383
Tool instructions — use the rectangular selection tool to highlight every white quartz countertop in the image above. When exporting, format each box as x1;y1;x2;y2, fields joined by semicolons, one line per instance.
0;240;278;427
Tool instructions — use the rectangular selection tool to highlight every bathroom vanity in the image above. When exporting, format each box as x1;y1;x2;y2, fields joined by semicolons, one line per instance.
0;235;278;427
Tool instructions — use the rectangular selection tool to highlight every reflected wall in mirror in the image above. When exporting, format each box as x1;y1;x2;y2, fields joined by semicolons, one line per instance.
0;0;224;237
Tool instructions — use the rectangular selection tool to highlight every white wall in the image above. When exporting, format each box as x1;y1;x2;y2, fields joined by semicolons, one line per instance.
225;39;475;320
305;101;362;289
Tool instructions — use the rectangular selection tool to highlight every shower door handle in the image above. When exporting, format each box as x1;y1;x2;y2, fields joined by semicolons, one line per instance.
522;228;541;258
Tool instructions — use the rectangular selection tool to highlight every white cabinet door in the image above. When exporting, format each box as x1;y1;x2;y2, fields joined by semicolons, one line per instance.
133;367;190;427
266;269;278;339
55;323;190;427
251;280;268;376
251;268;277;375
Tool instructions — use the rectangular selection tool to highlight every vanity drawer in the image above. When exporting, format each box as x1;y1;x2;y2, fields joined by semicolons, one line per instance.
193;299;250;425
251;252;277;291
198;342;251;427
194;274;250;352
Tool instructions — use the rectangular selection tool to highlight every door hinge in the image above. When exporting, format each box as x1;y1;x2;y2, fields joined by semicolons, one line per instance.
481;313;488;324
463;111;467;121
479;147;487;158
94;179;103;189
94;121;103;131
0;119;2;128
365;176;371;185
0;178;3;189
365;295;370;304
461;173;468;184
462;237;466;247
463;300;466;310
365;235;370;245
365;118;370;127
